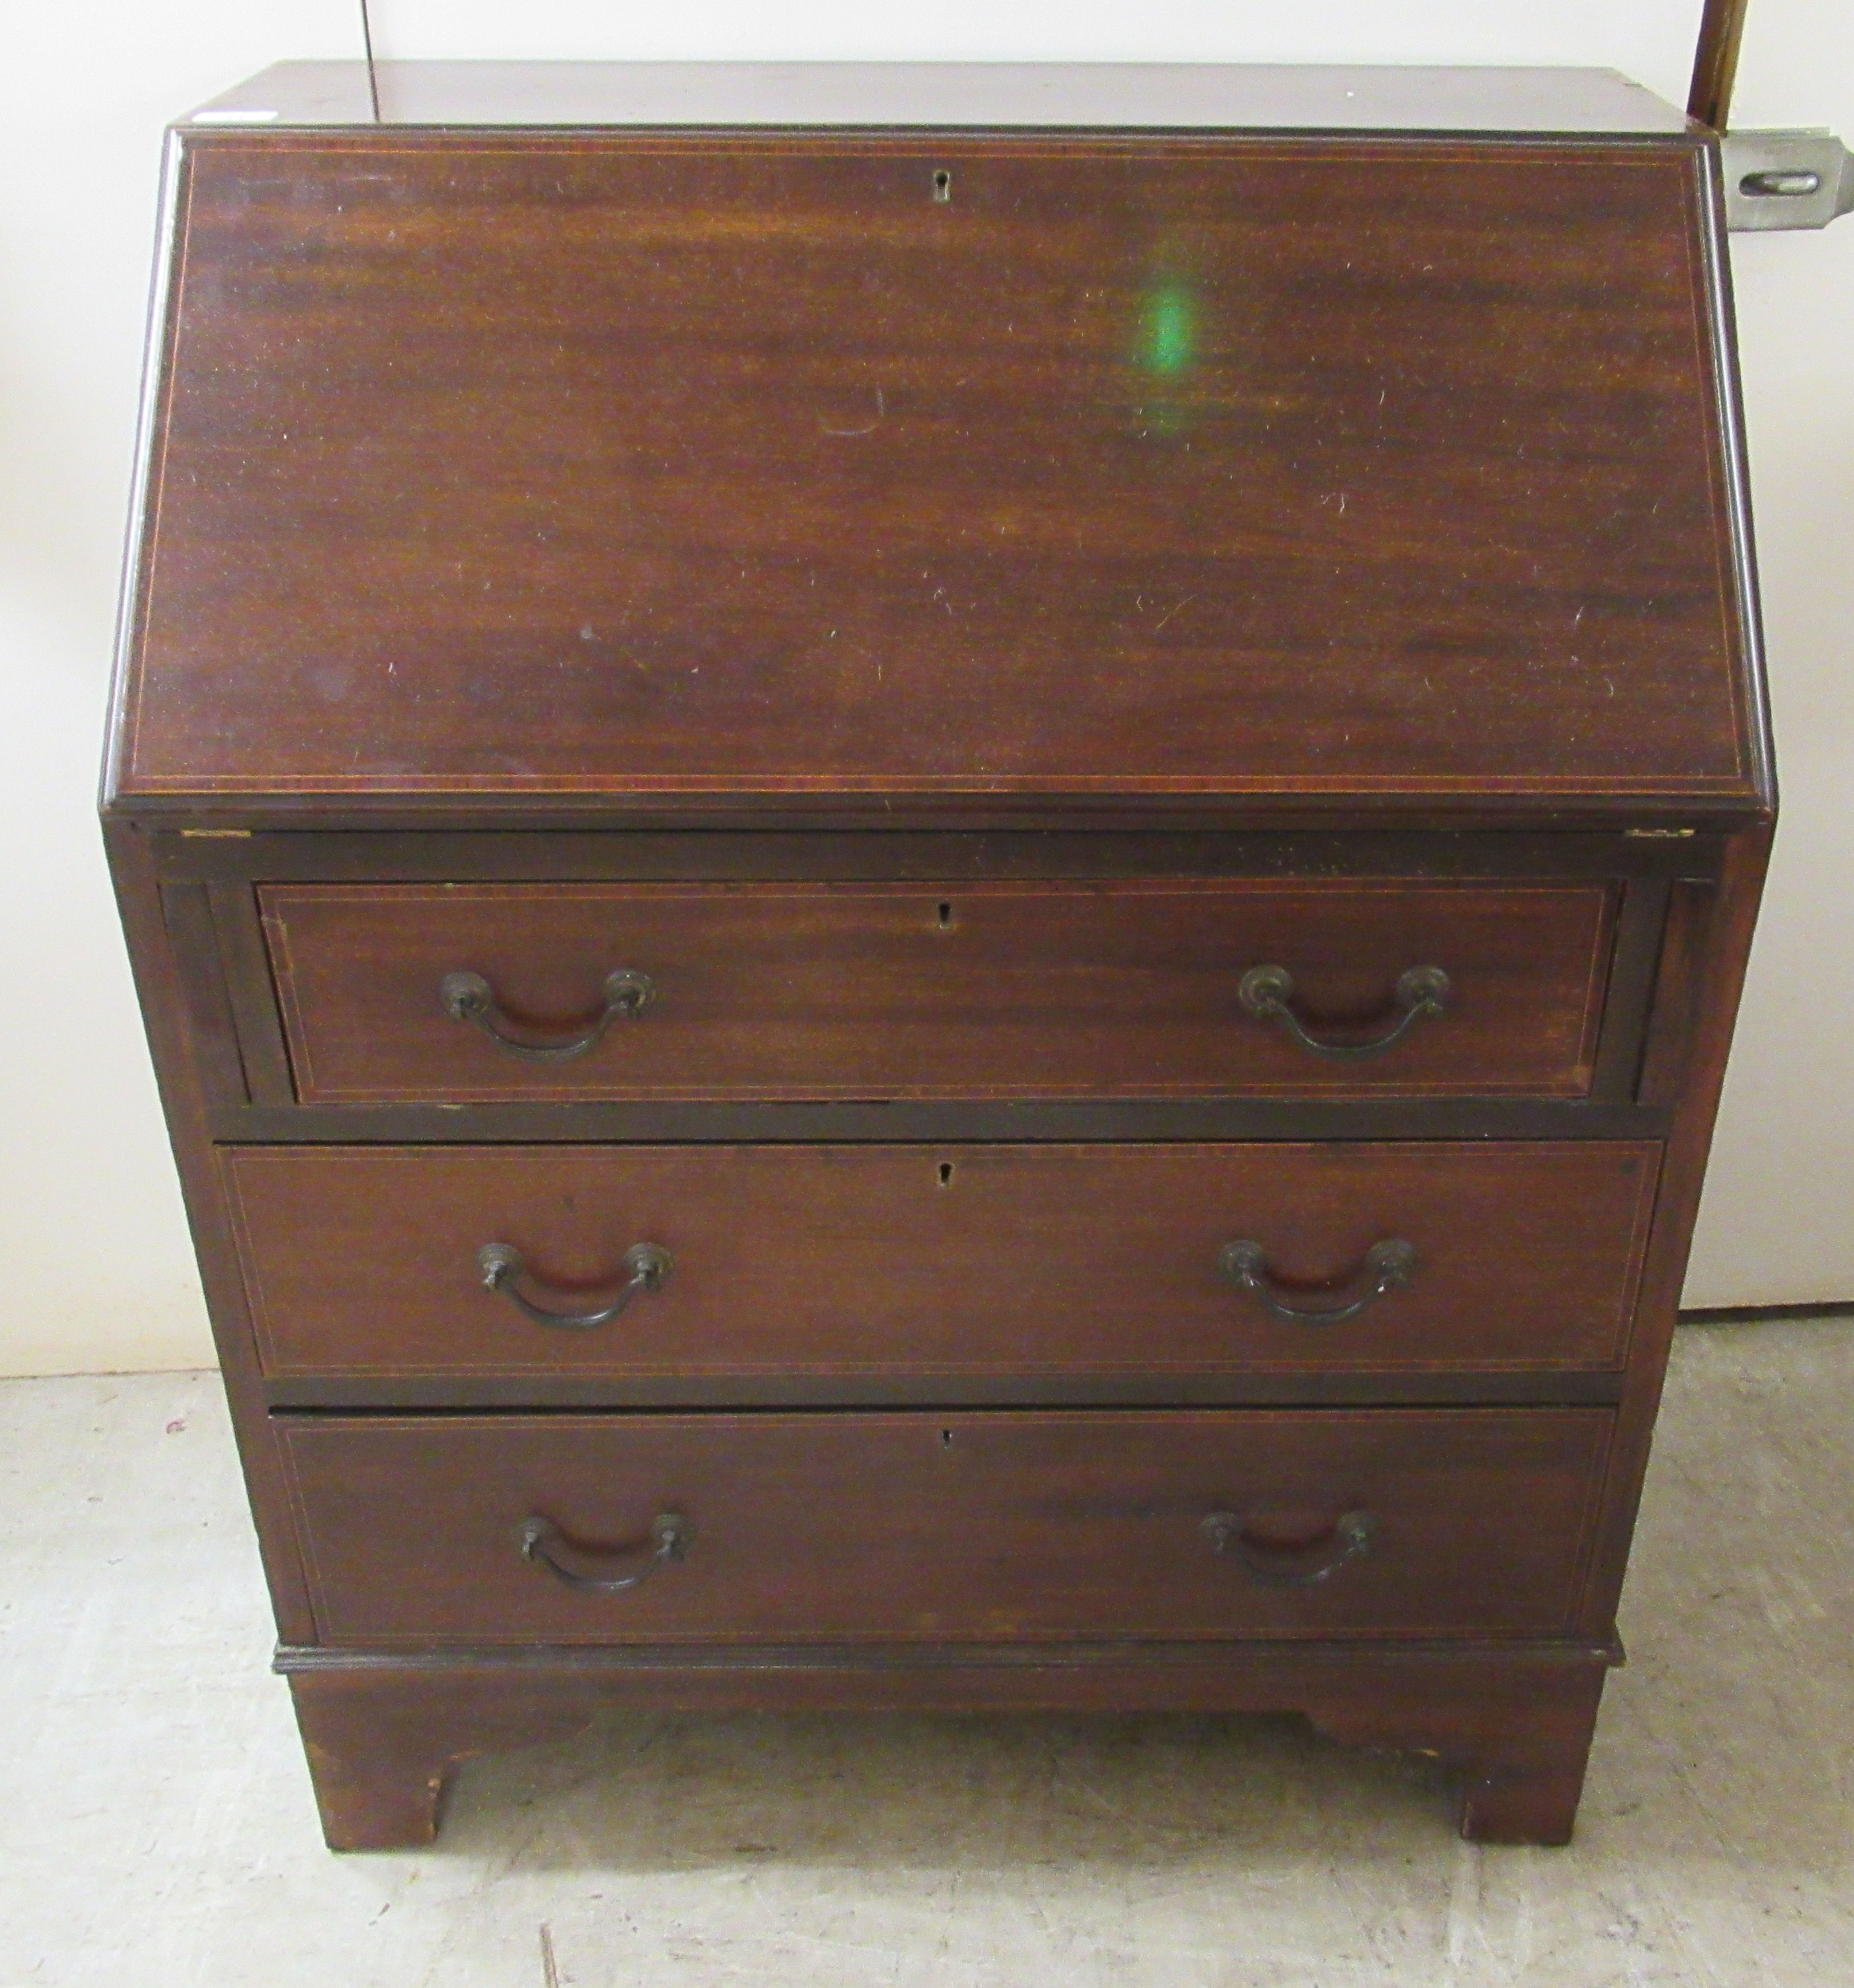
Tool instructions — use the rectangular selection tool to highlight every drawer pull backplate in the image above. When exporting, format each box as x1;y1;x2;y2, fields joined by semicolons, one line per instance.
1202;1508;1378;1586
478;1240;673;1330
1219;1238;1418;1326
518;1512;691;1593
440;967;655;1060
1238;963;1450;1059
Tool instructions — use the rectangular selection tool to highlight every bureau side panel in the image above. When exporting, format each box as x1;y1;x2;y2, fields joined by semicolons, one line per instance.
102;820;316;1641
1576;820;1772;1631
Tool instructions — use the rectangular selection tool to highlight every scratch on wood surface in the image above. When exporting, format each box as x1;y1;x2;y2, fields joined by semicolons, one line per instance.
821;387;885;437
539;1922;560;1988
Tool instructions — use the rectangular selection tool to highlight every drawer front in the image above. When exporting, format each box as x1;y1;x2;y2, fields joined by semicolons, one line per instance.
278;1408;1612;1645
260;880;1616;1102
227;1142;1659;1383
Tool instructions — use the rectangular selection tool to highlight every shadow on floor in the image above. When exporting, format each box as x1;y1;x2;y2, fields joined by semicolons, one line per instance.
438;1707;1458;1874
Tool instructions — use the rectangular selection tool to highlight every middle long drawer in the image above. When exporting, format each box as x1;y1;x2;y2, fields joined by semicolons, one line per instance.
225;1142;1659;1386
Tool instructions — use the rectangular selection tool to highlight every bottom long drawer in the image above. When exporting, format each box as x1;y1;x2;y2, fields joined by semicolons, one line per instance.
278;1409;1612;1646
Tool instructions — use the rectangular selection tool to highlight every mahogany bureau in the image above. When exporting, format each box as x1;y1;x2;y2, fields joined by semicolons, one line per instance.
104;59;1773;1849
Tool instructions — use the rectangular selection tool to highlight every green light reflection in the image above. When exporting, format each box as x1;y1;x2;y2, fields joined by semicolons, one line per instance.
1143;286;1194;377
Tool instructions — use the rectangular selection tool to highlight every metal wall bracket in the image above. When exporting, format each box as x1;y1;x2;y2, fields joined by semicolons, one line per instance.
1721;129;1854;231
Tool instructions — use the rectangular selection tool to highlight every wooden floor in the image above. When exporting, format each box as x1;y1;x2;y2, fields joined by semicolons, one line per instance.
2;1319;1849;1986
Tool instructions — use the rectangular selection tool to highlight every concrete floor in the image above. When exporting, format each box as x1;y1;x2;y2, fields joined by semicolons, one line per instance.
1;1321;1851;1986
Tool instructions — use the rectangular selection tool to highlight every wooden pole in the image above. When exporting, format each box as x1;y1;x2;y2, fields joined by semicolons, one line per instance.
1688;0;1752;131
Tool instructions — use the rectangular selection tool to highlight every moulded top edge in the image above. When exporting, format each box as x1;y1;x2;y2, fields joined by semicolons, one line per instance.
185;60;1697;138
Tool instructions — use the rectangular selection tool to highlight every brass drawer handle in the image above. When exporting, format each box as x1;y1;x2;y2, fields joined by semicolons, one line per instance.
1238;963;1450;1059
518;1512;691;1594
439;967;655;1060
478;1241;673;1330
1218;1238;1417;1325
1202;1509;1377;1586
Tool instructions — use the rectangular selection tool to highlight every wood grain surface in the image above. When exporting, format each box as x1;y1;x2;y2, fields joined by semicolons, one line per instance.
283;1645;1612;1848
191;60;1697;134
277;1407;1614;1645
225;1140;1661;1384
112;132;1758;807
259;879;1618;1102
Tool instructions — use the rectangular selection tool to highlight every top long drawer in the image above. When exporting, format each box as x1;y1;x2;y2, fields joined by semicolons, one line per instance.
259;879;1615;1104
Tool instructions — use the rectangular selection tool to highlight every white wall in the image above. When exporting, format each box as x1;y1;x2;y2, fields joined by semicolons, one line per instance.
1683;2;1854;1307
0;3;1845;1376
1;3;354;1378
